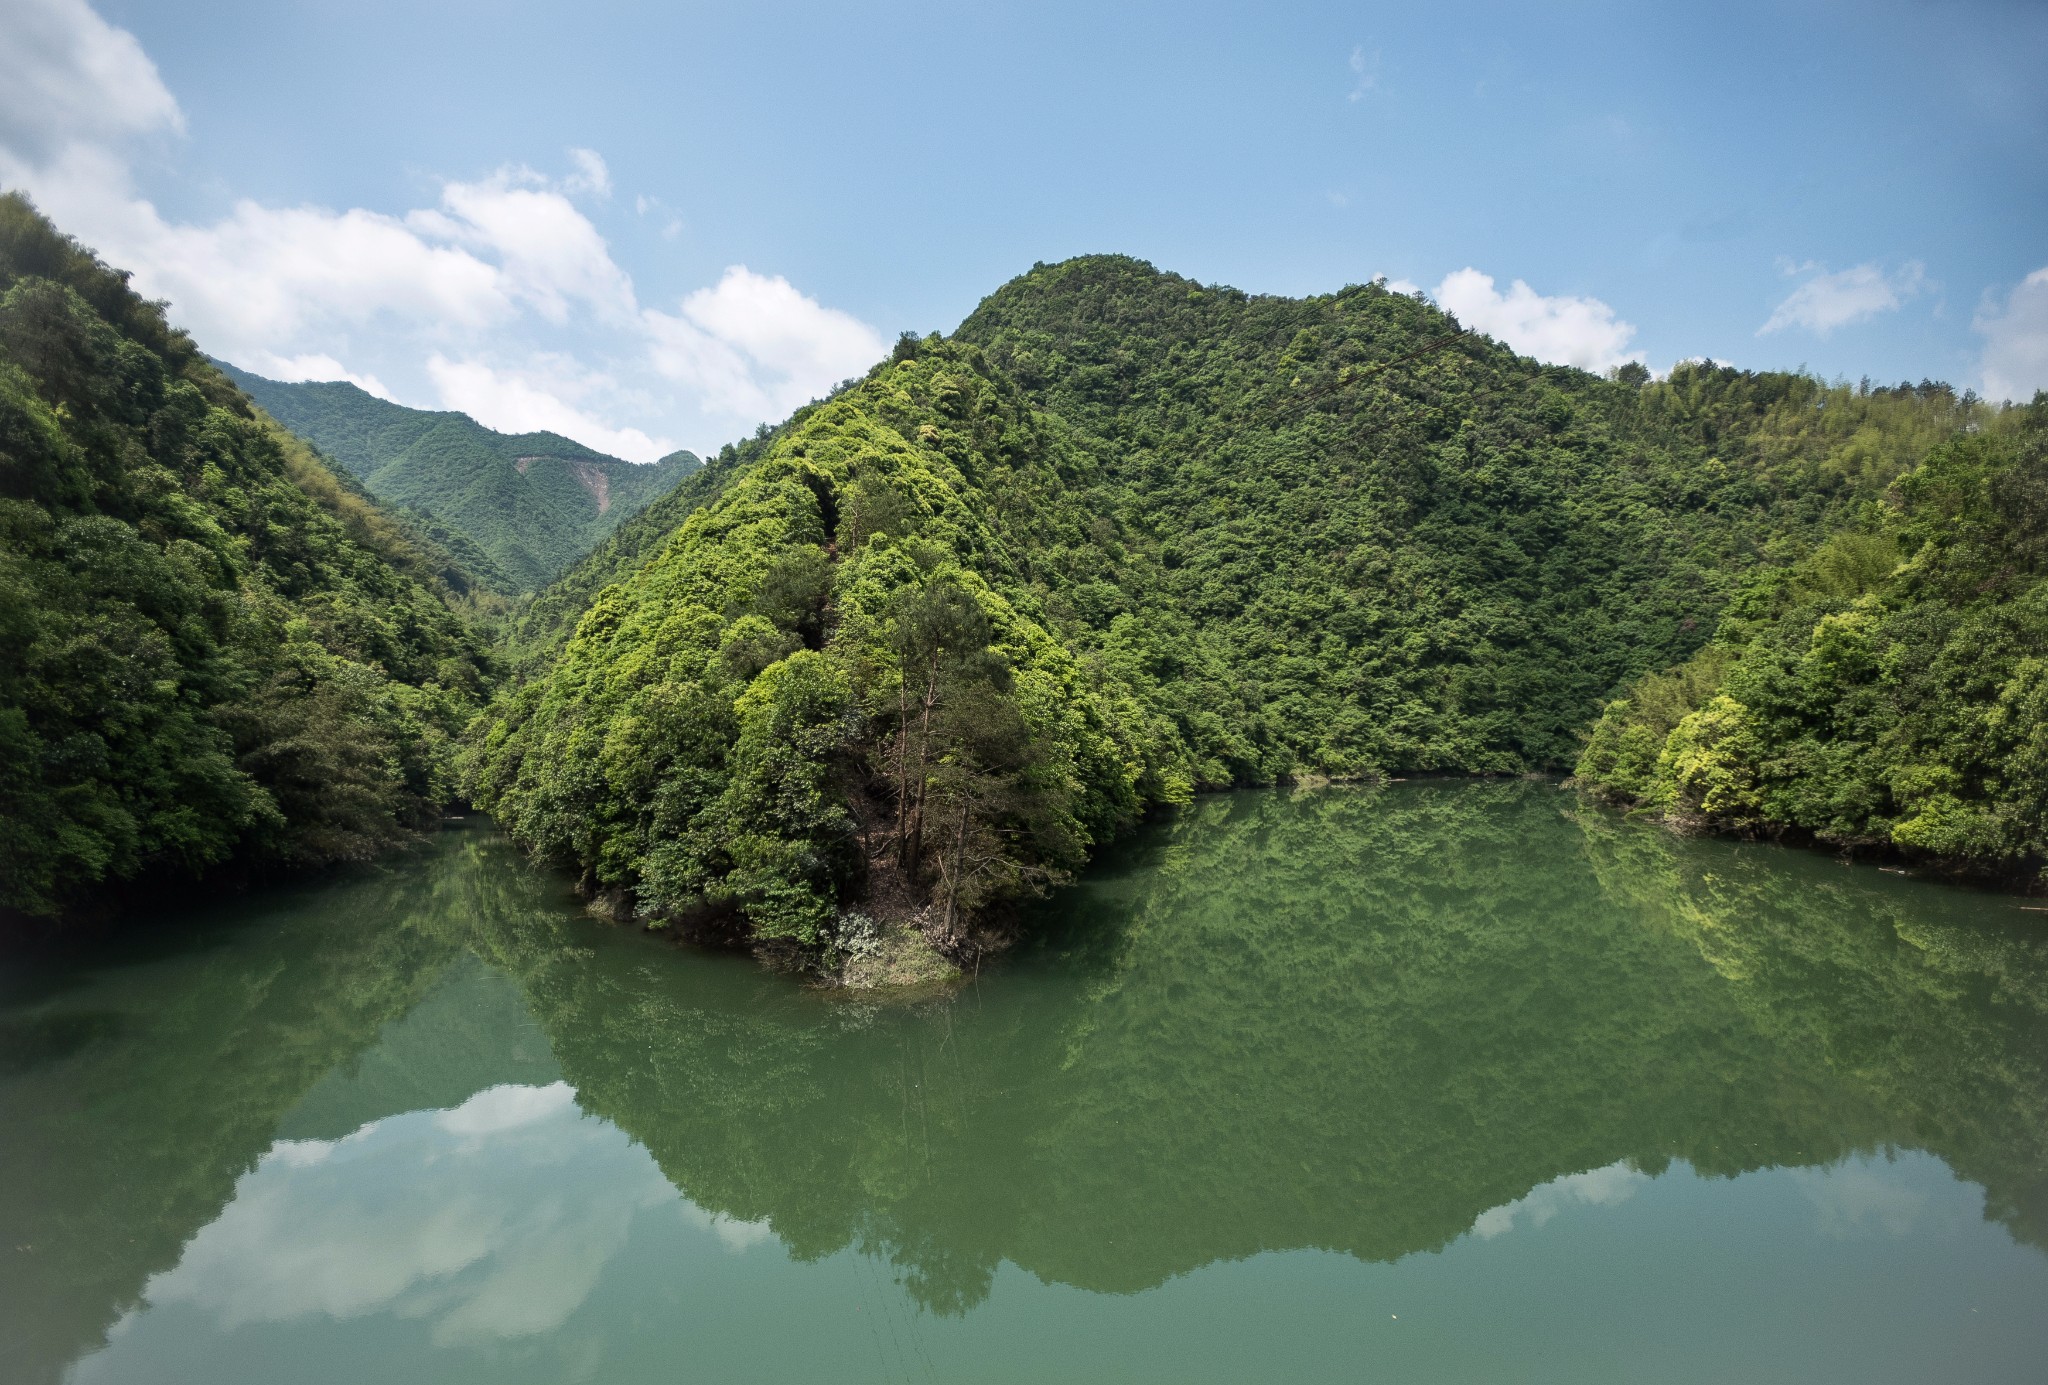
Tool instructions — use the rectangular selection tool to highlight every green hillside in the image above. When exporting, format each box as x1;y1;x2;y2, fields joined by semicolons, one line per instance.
953;256;1982;771
1576;400;2048;877
216;365;700;594
0;194;491;926
470;257;1994;957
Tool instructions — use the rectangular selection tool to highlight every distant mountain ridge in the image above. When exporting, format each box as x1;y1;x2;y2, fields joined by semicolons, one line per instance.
215;364;700;593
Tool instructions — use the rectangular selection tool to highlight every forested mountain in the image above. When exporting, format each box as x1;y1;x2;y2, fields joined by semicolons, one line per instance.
501;434;760;666
954;256;1983;771
5;203;2021;945
0;194;491;926
471;256;1995;959
1576;401;2048;875
217;365;700;595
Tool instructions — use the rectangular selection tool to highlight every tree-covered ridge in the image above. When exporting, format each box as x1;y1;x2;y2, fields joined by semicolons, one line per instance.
956;254;1987;772
0;194;491;924
217;364;700;595
500;428;773;666
470;340;1152;946
1576;401;2048;877
476;253;1991;951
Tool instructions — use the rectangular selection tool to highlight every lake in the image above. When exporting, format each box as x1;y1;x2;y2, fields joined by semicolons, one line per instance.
4;780;2046;1383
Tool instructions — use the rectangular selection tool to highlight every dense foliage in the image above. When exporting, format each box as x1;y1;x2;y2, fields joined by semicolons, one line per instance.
956;255;1985;773
500;430;776;664
472;342;1143;945
477;256;1983;949
220;364;699;594
1577;401;2048;875
0;195;491;924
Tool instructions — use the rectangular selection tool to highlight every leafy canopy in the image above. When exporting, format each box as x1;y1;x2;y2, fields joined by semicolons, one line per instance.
0;194;491;923
475;256;1993;942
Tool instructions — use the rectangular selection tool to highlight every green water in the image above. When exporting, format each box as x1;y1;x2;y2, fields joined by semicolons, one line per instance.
4;781;2047;1384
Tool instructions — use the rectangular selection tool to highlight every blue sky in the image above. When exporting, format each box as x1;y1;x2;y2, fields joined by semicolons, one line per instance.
3;0;2043;459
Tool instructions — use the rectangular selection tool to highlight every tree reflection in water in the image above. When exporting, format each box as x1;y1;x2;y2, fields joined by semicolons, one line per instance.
4;781;2046;1383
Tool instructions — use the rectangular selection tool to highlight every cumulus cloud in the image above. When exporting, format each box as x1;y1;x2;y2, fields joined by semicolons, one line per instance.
244;350;395;400
112;194;513;346
1433;268;1640;372
1791;1161;1928;1240
119;1085;680;1352
428;356;674;462
1976;267;2048;402
0;0;180;164
645;266;886;420
563;147;611;199
74;1082;784;1375
35;164;631;366
1758;259;1925;337
0;2;884;458
408;170;636;325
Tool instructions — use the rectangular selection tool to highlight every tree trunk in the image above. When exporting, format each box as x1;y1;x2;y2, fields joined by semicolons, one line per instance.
944;795;971;938
904;654;939;878
891;673;910;864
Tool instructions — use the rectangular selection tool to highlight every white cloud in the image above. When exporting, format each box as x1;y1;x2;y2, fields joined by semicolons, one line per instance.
1758;259;1925;337
143;196;513;342
434;1080;577;1138
1433;267;1641;372
9;141;516;362
563;147;611;200
0;3;883;459
409;170;636;325
644;265;886;420
1347;45;1381;102
1792;1162;1927;1239
244;350;395;400
70;1083;795;1377
674;1201;777;1253
632;193;688;242
428;356;674;462
0;0;180;163
1976;266;2048;402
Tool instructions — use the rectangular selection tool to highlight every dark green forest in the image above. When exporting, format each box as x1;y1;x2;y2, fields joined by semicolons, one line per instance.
218;364;699;595
472;255;2009;955
0;195;490;924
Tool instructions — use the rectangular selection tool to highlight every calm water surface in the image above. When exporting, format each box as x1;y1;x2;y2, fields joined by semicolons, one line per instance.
4;781;2047;1383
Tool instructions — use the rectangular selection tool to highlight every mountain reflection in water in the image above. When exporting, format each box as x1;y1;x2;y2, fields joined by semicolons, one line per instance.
4;781;2046;1384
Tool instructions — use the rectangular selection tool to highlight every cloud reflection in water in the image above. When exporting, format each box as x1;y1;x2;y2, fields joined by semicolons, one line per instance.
112;1083;772;1351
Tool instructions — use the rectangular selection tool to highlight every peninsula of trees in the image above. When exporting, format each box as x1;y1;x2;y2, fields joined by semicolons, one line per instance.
473;256;2027;958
